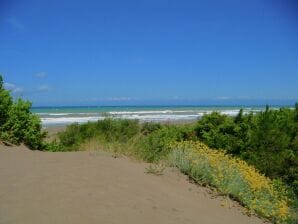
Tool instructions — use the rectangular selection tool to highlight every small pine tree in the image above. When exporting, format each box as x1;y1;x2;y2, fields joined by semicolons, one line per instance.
235;108;244;123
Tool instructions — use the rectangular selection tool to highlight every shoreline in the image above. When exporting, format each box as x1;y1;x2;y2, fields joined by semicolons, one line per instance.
35;105;279;128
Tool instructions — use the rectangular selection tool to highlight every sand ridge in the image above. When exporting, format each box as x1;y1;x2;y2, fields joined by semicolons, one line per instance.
0;145;266;224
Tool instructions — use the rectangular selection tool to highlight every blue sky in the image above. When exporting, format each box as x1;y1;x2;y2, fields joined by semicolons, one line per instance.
1;0;298;106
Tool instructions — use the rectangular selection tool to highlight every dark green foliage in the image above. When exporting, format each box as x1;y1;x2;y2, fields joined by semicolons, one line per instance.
141;122;162;135
195;112;249;154
0;76;13;127
295;103;298;122
0;75;45;149
43;140;64;152
138;125;194;162
57;119;140;150
58;123;83;150
195;106;298;196
96;118;140;143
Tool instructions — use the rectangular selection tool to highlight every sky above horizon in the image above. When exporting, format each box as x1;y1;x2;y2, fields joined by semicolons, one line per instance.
1;0;298;106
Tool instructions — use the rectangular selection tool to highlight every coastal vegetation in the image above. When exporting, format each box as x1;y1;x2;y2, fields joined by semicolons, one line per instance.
195;106;298;197
0;75;45;149
169;141;292;223
50;117;297;222
0;74;297;222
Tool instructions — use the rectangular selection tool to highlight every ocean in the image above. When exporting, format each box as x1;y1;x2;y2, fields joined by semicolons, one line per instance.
31;105;280;127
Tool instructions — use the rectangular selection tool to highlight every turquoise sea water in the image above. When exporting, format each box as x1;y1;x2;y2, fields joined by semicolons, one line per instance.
31;105;281;127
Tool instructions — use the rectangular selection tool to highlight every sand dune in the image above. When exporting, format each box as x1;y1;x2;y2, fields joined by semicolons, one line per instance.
0;145;265;224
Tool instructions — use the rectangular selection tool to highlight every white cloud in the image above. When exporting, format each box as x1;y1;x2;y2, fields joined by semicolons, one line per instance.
215;96;231;100
105;97;132;101
37;85;51;92
80;97;134;102
170;96;184;100
4;82;24;93
35;72;47;78
5;17;24;30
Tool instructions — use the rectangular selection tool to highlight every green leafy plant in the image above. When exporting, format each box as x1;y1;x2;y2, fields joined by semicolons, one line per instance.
0;75;45;149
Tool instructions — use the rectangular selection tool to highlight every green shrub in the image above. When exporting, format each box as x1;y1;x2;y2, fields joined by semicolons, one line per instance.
55;119;196;162
141;122;162;135
195;106;298;196
57;123;83;150
0;76;45;150
96;118;140;143
56;119;140;150
0;76;13;127
138;125;195;162
195;112;249;154
169;141;295;223
43;141;64;152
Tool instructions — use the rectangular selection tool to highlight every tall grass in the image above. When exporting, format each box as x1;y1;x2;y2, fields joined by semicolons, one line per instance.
53;118;195;160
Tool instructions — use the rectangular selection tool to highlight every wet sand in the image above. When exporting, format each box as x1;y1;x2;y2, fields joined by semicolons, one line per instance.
0;145;265;224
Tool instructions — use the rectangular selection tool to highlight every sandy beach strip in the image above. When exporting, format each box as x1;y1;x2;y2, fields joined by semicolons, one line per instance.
0;144;266;224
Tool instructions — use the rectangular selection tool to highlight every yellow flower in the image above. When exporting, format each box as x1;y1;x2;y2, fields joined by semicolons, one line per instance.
169;141;291;223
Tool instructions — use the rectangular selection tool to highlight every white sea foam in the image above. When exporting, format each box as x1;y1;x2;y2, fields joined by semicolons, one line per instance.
114;114;199;121
220;110;241;116
37;113;74;116
37;112;98;116
39;108;263;126
41;116;104;125
108;110;194;115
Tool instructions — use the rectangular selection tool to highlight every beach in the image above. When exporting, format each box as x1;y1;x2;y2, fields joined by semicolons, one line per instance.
0;144;265;224
2;1;297;223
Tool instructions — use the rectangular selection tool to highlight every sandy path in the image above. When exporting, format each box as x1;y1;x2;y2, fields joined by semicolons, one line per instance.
0;145;265;224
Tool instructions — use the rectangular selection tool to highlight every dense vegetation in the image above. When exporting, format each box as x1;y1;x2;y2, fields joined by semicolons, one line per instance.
51;117;297;222
52;105;298;197
169;141;292;223
54;118;195;161
0;75;45;149
195;106;298;196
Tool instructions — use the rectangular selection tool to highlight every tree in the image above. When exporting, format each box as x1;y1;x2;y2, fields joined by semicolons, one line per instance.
0;75;13;126
295;103;298;122
196;105;298;195
0;74;45;149
235;108;244;123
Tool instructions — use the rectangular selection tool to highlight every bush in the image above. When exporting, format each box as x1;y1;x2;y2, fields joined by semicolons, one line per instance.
55;119;196;162
96;118;140;143
0;76;13;126
57;123;83;150
169;141;295;223
56;119;140;150
141;122;162;135
195;106;298;196
195;112;249;154
138;125;196;162
0;75;45;149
